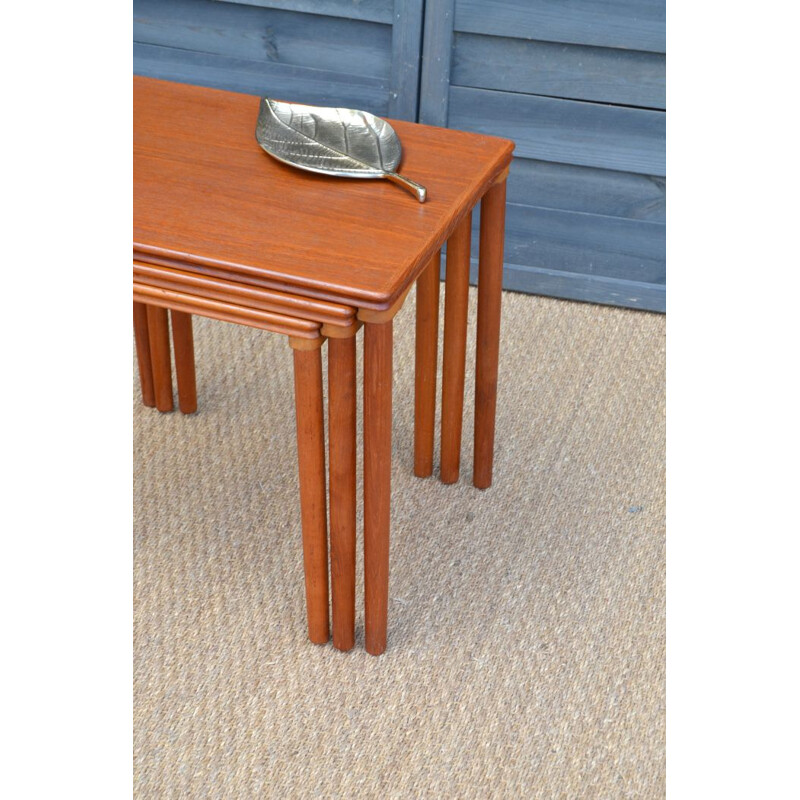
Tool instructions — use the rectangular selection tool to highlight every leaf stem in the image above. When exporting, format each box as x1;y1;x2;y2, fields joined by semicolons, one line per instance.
385;173;427;203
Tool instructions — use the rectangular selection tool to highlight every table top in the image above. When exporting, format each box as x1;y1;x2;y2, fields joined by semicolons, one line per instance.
134;77;513;311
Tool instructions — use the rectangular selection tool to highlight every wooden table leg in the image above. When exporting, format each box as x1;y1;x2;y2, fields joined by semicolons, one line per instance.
170;310;197;414
146;304;174;412
133;302;155;408
474;178;507;489
291;338;330;645
440;212;472;484
363;320;393;655
414;251;441;478
328;335;357;651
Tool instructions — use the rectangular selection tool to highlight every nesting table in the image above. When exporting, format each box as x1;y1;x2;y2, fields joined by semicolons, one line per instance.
134;76;513;655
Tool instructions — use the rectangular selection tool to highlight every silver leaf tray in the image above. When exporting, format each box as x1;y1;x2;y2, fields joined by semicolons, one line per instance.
256;97;427;203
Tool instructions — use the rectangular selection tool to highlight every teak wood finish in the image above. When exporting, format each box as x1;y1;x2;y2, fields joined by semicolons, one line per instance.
170;310;197;415
133;275;362;650
134;77;512;311
133;261;356;328
134;76;513;655
134;283;322;339
291;340;330;644
413;252;441;478
440;213;472;485
474;178;508;489
133;290;346;650
328;336;358;652
146;305;173;413
363;320;394;656
133;302;156;408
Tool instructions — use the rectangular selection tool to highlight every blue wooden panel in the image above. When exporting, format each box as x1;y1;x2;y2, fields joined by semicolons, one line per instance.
418;0;455;126
388;0;424;120
134;43;390;112
135;0;391;80
439;252;664;311
439;202;664;303
499;264;665;311
455;0;666;53
498;203;665;284
449;86;665;176
452;32;665;109
439;251;665;311
215;0;394;24
507;160;665;223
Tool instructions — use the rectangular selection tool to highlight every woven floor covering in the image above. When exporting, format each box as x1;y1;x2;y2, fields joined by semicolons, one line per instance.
134;288;665;798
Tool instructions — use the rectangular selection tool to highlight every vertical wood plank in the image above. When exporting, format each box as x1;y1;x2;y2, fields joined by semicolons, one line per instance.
328;336;357;652
440;212;471;484
418;0;455;126
170;310;197;414
292;344;330;645
146;304;174;412
474;179;507;489
388;0;424;120
133;302;156;408
414;251;440;477
363;320;393;656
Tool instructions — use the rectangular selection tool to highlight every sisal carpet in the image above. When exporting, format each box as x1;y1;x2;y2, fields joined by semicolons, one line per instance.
134;288;665;798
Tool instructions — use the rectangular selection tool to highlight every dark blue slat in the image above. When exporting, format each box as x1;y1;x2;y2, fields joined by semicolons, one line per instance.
438;254;665;311
388;0;424;120
455;0;666;54
215;0;394;24
418;0;455;125
499;264;665;311
135;0;392;80
497;203;665;285
133;43;390;113
507;159;665;223
439;201;664;303
449;86;665;176
452;32;665;109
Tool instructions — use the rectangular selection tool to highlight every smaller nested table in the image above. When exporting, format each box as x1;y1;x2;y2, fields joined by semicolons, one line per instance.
133;265;358;648
134;77;513;655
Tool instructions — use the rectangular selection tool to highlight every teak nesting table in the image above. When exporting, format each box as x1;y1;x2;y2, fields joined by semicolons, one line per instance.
134;76;513;655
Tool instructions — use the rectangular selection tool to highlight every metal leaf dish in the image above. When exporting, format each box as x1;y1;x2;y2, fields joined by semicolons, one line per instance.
256;97;427;203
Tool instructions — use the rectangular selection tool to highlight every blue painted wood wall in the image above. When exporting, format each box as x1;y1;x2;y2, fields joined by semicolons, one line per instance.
134;0;666;311
134;0;423;119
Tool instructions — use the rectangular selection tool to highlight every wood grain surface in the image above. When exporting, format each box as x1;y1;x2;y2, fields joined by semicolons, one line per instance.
134;76;513;310
170;310;197;414
292;344;330;644
455;0;666;53
473;179;506;489
133;283;322;338
413;252;440;478
452;32;665;109
440;213;471;484
134;261;355;327
363;320;393;655
146;304;174;412
328;336;358;652
133;302;156;408
448;86;664;177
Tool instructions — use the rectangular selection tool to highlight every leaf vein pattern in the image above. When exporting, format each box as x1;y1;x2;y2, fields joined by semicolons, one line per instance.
266;100;376;172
